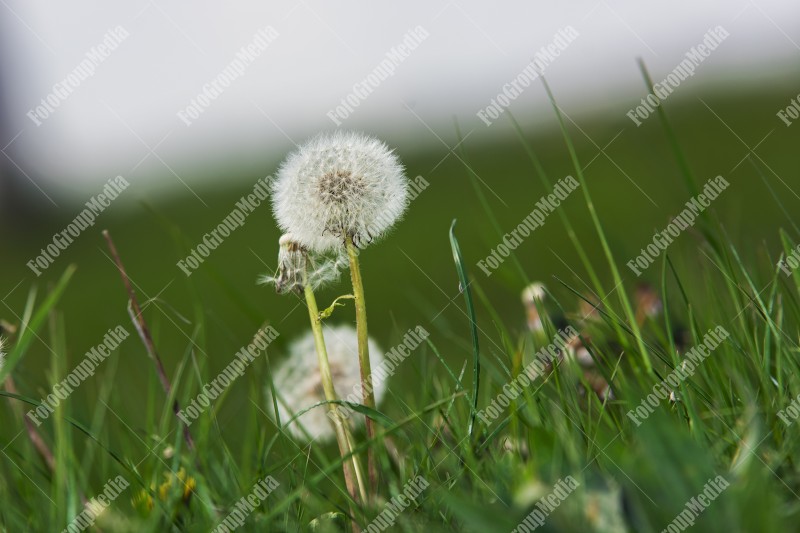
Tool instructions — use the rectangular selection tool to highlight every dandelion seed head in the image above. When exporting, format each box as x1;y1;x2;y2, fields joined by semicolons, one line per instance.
272;131;408;252
521;282;547;305
522;282;547;332
269;324;386;441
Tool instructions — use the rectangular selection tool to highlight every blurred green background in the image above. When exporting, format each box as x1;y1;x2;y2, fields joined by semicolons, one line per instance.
2;82;799;452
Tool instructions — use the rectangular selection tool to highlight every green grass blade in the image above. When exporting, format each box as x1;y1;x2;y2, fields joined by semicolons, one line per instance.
449;220;481;440
541;77;652;373
0;265;76;383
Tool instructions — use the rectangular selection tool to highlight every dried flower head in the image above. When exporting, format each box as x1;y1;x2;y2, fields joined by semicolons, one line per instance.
259;234;345;294
270;324;386;441
634;282;662;324
272;131;408;252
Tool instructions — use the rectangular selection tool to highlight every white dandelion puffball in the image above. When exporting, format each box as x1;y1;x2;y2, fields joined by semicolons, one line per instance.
270;324;386;441
521;282;547;305
272;131;409;252
522;282;547;333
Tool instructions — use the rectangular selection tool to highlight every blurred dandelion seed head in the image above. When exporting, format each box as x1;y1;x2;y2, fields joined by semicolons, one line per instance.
522;282;547;332
521;282;547;305
270;324;386;441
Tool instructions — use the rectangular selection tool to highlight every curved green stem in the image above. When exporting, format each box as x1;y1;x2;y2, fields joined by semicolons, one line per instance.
345;236;377;500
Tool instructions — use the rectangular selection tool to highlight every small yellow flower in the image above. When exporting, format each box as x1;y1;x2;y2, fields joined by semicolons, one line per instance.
133;468;197;512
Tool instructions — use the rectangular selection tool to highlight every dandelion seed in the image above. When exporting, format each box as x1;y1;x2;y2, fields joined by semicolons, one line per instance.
272;131;408;252
270;324;386;441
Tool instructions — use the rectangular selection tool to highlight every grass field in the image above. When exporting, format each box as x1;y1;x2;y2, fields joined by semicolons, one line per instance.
2;76;800;532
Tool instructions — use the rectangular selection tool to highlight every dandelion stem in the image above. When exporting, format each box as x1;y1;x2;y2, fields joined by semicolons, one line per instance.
302;275;367;519
343;425;368;503
345;235;377;500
